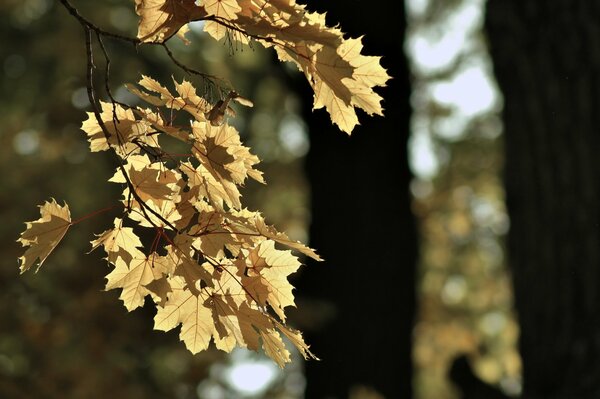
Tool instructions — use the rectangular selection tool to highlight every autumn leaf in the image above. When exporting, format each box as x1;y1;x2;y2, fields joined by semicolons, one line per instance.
192;121;250;185
18;199;71;273
181;161;232;211
237;240;301;321
135;0;205;43
90;217;143;263
105;251;172;311
109;154;182;204
254;214;322;261
128;75;211;123
200;0;390;133
81;101;153;156
154;277;226;354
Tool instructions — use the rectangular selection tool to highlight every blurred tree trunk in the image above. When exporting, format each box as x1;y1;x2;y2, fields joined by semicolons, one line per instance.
487;1;600;398
292;1;416;398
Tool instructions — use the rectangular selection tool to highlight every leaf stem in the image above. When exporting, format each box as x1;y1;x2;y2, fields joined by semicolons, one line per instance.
71;204;120;225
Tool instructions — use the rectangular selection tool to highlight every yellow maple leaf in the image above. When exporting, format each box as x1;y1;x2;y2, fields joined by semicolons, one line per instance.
109;154;181;204
189;204;235;258
128;75;210;122
18;199;71;273
106;251;172;311
135;0;206;43
260;328;291;367
81;101;152;156
274;319;318;362
166;233;213;291
193;121;263;181
154;272;306;366
126;183;194;230
90;217;143;263
154;277;223;354
199;0;389;133
134;108;190;142
181;161;233;211
237;240;301;321
254;215;321;261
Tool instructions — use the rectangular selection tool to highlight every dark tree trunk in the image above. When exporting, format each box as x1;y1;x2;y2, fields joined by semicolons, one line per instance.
292;1;416;398
486;2;600;398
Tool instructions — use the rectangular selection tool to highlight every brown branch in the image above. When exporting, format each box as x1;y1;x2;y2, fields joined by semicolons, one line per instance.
63;0;292;326
82;24;180;233
59;0;142;45
95;32;129;112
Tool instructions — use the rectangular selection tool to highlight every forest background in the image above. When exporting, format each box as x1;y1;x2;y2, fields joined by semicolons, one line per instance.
2;1;598;399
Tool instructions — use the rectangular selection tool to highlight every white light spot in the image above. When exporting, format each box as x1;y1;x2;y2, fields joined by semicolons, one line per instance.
430;64;498;118
407;30;466;74
409;132;439;179
406;0;430;18
480;311;507;336
278;115;309;158
441;275;467;305
13;129;40;155
71;87;90;109
225;361;278;395
189;20;206;33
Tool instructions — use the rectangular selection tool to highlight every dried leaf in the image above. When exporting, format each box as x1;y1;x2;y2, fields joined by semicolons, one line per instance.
105;251;171;311
18;199;71;273
135;0;205;43
90;217;143;263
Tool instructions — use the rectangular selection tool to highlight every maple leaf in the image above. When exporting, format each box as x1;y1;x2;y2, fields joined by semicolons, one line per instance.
105;251;172;311
167;233;214;291
134;107;190;142
126;184;195;230
181;161;232;211
153;262;314;366
135;0;206;43
274;320;318;362
193;121;263;182
90;217;143;263
200;0;390;133
81;102;153;156
128;75;210;122
237;240;301;321
254;214;322;261
18;199;71;273
109;154;182;204
189;203;236;258
154;277;231;354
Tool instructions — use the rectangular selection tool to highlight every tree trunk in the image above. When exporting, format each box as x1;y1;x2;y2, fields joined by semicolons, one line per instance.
486;2;600;397
294;1;416;398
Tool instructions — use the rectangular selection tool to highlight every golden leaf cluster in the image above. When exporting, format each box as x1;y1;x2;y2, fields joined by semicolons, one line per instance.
19;0;387;366
20;75;320;366
135;0;390;133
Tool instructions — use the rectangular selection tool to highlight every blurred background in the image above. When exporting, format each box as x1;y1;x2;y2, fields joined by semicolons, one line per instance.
2;0;598;398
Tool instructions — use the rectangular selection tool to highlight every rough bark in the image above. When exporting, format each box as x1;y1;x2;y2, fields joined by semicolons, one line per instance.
486;1;600;398
293;1;417;398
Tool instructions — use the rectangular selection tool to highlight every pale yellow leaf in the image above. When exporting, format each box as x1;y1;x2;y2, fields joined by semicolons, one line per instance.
81;102;152;155
18;199;71;273
238;240;301;321
255;216;321;261
154;277;215;354
90;217;143;263
135;0;205;43
105;251;168;311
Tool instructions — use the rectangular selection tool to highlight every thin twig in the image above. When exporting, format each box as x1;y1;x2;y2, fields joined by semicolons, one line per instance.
82;24;179;233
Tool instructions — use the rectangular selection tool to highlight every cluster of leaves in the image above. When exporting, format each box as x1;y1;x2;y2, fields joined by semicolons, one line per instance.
17;0;388;366
136;0;389;133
